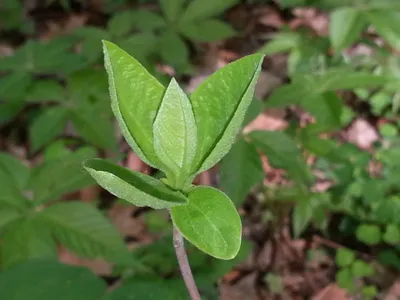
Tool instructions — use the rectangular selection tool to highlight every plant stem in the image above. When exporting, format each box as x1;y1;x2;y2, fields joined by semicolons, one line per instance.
172;225;201;300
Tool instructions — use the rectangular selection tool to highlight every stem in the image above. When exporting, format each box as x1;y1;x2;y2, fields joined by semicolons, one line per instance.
172;225;201;300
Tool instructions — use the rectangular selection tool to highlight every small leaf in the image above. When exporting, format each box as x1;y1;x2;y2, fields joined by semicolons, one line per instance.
336;248;355;268
190;54;264;175
383;224;400;244
102;40;166;169
181;0;239;23
153;78;197;185
41;202;131;264
351;260;375;278
0;260;106;300
292;199;312;237
180;19;236;42
171;186;241;259
356;224;381;245
336;268;355;292
159;0;185;22
220;138;264;205
330;7;365;51
29;106;68;152
83;158;188;209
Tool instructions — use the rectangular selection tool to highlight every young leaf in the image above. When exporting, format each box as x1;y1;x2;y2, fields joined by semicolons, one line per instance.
258;32;301;55
83;158;188;209
29;106;69;152
102;40;166;169
356;224;381;245
181;0;239;23
330;7;365;51
0;260;106;300
180;19;236;42
1;219;58;269
190;54;264;175
40;202;131;264
220;138;264;205
292;198;312;237
153;78;197;185
171;186;241;260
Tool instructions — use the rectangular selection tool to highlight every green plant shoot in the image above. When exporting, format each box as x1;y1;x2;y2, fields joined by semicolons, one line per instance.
84;40;264;261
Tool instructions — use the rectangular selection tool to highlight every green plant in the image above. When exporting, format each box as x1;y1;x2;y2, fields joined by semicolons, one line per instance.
0;147;131;269
83;40;263;299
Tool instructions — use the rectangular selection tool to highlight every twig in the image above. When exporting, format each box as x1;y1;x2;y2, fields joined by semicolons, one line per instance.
172;225;201;300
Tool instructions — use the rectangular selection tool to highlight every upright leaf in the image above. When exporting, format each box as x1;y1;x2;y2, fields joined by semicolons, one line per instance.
181;0;239;23
102;41;166;169
41;202;131;264
153;78;197;185
83;159;188;209
190;54;264;174
158;31;189;68
330;7;365;51
0;260;106;300
171;186;242;260
220;139;264;205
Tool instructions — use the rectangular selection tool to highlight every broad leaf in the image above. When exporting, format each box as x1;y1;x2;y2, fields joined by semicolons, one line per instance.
220;139;264;205
190;54;264;175
153;79;197;185
367;10;400;50
330;7;365;51
104;280;187;300
107;11;136;37
1;219;57;269
83;158;188;209
0;152;30;191
102;40;166;169
0;72;32;99
180;19;235;42
171;186;241;259
28;147;96;203
158;31;189;67
0;260;106;300
26;79;65;103
250;131;312;184
41;202;131;263
0;207;22;232
181;0;239;23
160;0;185;22
70;106;116;150
29;106;69;152
131;10;166;31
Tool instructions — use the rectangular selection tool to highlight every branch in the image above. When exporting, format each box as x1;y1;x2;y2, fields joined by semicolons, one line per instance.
172;225;201;300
